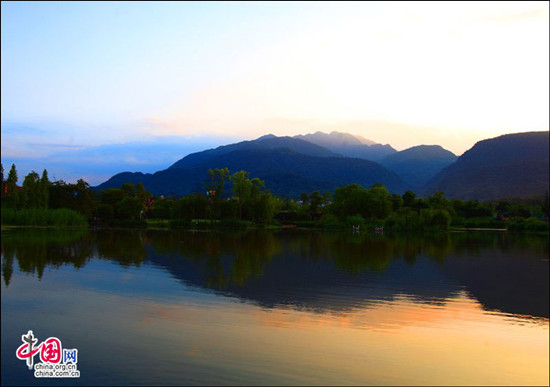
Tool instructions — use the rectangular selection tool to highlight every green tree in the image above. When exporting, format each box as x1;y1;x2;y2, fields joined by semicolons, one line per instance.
96;203;115;222
205;168;231;222
252;192;282;225
206;167;231;199
309;191;324;220
22;171;41;208
426;191;452;213
74;179;94;218
136;182;148;206
116;197;143;220
242;177;266;222
331;183;369;220
7;164;17;188
366;185;393;219
121;182;136;197
391;193;403;212
421;208;451;230
4;164;20;208
40;170;50;209
49;179;94;218
232;171;253;220
176;194;209;221
402;190;417;208
1;163;4;199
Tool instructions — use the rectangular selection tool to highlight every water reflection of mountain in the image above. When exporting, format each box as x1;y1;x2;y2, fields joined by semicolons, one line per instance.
148;246;460;312
145;230;549;319
2;229;548;319
441;250;549;318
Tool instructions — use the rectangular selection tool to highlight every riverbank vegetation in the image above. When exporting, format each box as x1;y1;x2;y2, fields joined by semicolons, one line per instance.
1;163;548;232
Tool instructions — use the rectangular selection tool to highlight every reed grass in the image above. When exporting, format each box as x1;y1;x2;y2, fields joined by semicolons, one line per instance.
1;208;88;227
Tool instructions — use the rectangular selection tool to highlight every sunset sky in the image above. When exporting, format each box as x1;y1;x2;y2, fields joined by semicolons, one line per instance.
1;1;548;184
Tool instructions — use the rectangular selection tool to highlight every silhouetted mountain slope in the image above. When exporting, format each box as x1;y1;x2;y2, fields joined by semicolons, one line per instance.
421;131;549;200
380;145;457;189
96;171;153;188
200;148;407;196
295;131;397;162
97;148;409;197
169;135;340;170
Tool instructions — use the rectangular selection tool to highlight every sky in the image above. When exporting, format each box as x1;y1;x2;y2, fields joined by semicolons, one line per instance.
1;1;549;185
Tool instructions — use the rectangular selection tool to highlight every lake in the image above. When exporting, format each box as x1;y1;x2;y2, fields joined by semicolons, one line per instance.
1;228;548;386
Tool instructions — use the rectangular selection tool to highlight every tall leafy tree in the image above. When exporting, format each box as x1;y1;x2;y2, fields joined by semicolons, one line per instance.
4;164;20;208
136;182;149;206
331;183;369;219
309;191;324;220
402;190;417;208
206;168;231;199
366;185;392;219
0;163;4;199
253;192;282;225
22;171;41;208
121;182;136;197
40;169;50;209
232;171;252;220
205;168;231;221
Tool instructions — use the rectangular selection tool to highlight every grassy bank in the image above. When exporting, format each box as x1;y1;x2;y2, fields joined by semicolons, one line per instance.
147;218;271;230
1;208;88;228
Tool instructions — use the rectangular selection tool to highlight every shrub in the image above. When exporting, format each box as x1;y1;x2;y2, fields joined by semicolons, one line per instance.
345;215;366;227
508;217;549;232
316;213;341;229
421;209;451;230
384;214;406;233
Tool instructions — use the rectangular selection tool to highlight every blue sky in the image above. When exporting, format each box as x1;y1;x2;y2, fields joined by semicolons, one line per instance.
1;1;549;185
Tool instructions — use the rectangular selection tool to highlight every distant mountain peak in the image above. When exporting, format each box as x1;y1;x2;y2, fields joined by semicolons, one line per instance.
256;134;277;141
167;134;340;170
294;131;396;162
380;144;457;189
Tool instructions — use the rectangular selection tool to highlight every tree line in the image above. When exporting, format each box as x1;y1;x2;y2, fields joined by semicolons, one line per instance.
1;163;548;231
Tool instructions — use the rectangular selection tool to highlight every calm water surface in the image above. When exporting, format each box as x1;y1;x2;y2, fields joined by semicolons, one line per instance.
1;228;548;385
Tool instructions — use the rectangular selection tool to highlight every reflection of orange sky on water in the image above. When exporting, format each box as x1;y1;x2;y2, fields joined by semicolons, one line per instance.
136;292;549;385
256;291;549;332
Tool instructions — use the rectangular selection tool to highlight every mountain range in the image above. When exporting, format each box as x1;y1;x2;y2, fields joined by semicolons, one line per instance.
421;131;549;200
380;145;458;190
95;130;549;200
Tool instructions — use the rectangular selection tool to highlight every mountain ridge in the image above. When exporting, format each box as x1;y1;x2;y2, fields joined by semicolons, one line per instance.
94;130;549;201
97;146;408;197
421;131;549;200
380;145;457;189
169;135;341;170
294;131;396;162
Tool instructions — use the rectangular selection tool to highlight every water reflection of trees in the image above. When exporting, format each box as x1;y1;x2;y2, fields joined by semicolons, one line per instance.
1;228;91;285
450;231;549;257
2;229;547;289
1;229;151;286
2;228;547;317
95;229;149;267
147;230;282;288
284;231;454;274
